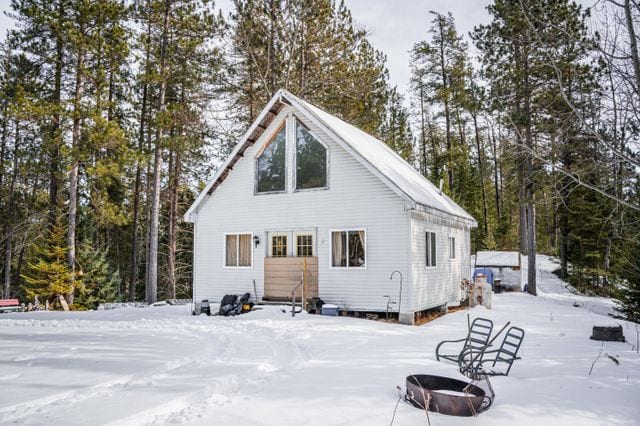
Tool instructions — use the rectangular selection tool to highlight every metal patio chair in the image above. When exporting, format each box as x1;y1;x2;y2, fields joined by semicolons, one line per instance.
435;317;494;365
461;326;525;379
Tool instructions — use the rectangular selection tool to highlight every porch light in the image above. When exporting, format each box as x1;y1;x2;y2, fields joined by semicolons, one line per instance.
253;235;260;247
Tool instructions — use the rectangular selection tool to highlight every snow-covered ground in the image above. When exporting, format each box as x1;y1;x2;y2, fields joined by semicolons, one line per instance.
526;255;620;318
1;259;639;425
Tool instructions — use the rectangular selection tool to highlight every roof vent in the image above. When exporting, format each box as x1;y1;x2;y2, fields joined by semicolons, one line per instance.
439;179;443;195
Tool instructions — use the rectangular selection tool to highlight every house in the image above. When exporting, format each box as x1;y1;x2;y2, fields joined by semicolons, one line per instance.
474;251;522;290
184;89;477;324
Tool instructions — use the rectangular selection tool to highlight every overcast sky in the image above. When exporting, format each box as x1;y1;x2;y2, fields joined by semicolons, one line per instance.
0;0;492;96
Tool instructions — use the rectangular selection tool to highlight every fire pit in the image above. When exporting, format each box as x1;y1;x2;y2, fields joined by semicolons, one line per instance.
405;374;493;416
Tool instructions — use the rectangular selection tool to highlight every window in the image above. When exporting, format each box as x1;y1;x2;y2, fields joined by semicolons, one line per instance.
296;234;313;257
225;233;252;267
331;230;365;268
295;121;327;190
256;125;286;193
426;231;436;267
449;236;456;260
271;234;288;257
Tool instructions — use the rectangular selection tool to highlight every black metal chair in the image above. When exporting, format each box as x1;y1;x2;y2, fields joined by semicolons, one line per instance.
461;326;525;379
435;317;494;364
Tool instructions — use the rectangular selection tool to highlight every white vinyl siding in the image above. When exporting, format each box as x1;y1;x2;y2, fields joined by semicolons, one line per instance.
410;210;471;313
192;104;409;312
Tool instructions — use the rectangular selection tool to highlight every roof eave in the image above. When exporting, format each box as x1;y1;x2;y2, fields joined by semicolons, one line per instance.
183;90;289;222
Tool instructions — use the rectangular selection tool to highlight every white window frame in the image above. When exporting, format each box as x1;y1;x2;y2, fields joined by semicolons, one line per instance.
292;116;329;193
329;228;367;269
426;231;437;268
449;236;456;260
293;231;314;257
269;231;289;257
223;232;254;269
254;121;288;195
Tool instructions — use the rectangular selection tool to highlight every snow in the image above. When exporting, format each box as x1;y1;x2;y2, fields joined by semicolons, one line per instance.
1;262;639;425
476;251;521;267
526;255;620;318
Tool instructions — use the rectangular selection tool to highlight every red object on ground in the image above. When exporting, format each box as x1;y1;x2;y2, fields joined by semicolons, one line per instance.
0;299;19;307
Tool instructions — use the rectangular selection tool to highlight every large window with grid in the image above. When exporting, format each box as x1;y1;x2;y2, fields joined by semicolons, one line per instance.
270;234;288;257
225;233;252;267
296;234;313;257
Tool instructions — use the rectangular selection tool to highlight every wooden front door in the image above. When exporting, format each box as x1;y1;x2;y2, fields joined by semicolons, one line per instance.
263;230;318;301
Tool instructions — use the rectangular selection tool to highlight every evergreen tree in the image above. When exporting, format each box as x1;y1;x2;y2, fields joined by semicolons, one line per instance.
75;240;120;309
22;218;77;310
227;0;389;136
379;87;414;162
410;12;468;195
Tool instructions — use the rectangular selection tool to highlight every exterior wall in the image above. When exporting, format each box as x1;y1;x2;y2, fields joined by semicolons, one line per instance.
409;210;471;312
192;105;412;313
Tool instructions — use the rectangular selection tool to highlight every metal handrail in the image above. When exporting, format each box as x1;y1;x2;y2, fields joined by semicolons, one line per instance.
290;274;304;317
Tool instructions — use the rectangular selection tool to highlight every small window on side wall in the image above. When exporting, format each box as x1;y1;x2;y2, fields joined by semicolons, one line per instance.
331;230;365;268
256;125;286;193
426;231;436;267
449;236;455;259
226;233;252;267
296;121;327;190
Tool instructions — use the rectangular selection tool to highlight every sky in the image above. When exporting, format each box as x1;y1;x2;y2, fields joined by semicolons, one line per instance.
0;0;493;96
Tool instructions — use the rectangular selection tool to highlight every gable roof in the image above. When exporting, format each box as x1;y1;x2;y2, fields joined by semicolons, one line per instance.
475;251;521;267
185;89;476;226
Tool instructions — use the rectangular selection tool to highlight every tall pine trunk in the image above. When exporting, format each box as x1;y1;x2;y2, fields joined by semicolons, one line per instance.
66;42;84;308
473;112;488;235
48;1;65;228
523;50;537;296
419;86;427;176
437;21;453;193
490;124;501;219
3;122;19;299
130;17;152;302
146;0;170;304
167;149;181;300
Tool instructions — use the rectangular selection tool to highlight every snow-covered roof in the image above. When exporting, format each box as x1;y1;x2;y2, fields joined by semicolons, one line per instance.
475;251;521;267
185;89;476;225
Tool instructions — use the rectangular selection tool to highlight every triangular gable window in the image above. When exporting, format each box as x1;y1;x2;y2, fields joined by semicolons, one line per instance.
256;124;286;193
295;121;327;190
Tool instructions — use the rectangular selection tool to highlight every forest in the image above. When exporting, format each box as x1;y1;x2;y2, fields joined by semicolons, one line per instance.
0;0;638;321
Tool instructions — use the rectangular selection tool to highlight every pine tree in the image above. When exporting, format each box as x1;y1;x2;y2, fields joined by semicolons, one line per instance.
410;12;468;195
227;0;390;136
75;241;120;309
379;87;414;162
22;218;77;310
